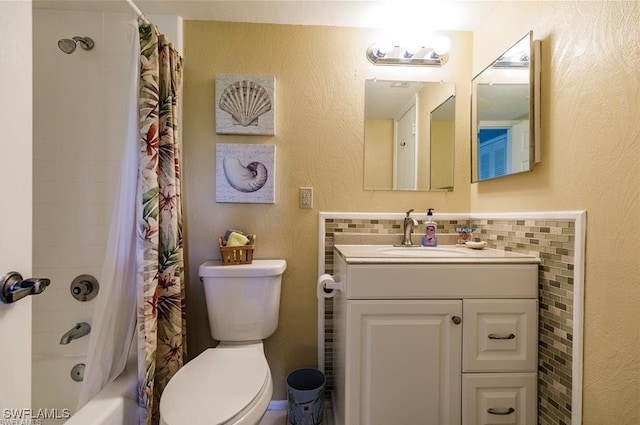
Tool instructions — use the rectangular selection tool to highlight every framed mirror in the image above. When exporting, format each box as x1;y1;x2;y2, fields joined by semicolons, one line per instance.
471;31;541;182
364;79;456;191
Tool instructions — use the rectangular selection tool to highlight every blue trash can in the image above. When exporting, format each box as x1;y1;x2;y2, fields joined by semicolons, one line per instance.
286;368;326;425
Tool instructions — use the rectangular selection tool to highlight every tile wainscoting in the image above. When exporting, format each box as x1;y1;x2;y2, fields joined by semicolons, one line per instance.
317;211;585;425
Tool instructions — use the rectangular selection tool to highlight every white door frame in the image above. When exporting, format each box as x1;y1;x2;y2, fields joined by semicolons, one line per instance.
0;0;33;411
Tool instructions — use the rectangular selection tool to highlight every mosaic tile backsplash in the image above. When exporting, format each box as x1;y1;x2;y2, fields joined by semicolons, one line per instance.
322;216;575;425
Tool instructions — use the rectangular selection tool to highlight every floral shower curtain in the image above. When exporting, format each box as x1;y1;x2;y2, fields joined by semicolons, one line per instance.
136;18;186;425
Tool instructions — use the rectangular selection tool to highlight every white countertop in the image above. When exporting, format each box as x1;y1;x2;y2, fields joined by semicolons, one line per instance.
334;244;540;265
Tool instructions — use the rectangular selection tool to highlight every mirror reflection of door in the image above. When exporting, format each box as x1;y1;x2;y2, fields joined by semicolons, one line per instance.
474;83;530;181
394;103;417;190
478;128;510;179
477;115;530;180
511;120;530;171
364;79;455;191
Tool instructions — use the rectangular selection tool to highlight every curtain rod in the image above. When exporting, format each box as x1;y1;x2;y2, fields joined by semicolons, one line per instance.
125;0;144;17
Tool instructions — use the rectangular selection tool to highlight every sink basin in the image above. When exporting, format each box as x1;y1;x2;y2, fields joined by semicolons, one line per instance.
381;247;468;257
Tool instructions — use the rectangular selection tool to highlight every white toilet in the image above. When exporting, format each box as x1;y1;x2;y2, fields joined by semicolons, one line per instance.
160;259;287;425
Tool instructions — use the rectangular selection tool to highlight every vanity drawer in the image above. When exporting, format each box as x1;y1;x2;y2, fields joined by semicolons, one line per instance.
462;372;537;425
345;264;539;299
463;299;538;372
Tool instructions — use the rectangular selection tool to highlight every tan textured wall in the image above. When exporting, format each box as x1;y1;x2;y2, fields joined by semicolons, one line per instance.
183;22;472;397
472;2;640;423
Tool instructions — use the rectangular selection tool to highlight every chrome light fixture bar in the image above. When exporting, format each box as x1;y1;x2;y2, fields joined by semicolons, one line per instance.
366;41;450;66
492;35;530;68
493;51;530;68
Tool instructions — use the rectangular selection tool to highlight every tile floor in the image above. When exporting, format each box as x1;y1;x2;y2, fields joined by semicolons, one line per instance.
260;407;333;425
259;410;286;425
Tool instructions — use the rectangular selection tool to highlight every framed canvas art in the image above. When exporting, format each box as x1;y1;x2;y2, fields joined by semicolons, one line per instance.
216;143;276;203
215;74;275;135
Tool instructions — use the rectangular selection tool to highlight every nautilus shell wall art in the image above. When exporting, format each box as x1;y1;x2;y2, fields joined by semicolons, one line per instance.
215;74;275;135
216;143;276;204
223;156;268;193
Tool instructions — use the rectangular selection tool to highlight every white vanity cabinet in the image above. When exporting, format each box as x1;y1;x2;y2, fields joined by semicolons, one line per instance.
331;246;539;425
346;299;462;425
461;299;538;425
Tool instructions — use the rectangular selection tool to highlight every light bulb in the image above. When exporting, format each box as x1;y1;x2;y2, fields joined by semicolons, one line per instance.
376;43;393;56
405;45;421;57
433;36;451;56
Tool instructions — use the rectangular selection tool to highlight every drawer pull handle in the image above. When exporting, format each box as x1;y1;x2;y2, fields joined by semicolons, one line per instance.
487;407;515;415
488;333;516;340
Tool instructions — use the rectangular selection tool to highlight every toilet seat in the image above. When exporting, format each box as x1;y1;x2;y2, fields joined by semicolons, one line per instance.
160;342;272;425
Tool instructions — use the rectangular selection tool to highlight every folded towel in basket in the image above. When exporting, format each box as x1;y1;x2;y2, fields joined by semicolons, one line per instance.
226;231;250;247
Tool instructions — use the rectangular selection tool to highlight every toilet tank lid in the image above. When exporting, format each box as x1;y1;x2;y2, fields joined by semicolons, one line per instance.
199;259;286;278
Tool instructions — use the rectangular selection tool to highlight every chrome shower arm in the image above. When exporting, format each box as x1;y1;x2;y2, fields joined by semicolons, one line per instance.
72;36;94;50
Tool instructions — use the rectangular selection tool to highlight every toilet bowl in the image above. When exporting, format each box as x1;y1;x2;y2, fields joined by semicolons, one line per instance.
160;342;272;425
159;259;286;425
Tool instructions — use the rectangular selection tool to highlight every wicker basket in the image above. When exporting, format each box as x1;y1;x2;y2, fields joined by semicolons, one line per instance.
218;236;255;265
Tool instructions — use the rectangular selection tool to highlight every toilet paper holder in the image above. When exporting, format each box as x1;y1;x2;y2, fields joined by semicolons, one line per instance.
317;274;343;299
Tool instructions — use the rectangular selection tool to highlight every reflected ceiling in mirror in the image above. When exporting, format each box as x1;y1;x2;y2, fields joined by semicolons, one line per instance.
364;79;455;191
471;31;540;182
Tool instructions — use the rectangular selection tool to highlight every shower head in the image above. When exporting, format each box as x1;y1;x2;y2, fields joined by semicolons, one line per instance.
57;36;95;54
58;38;76;54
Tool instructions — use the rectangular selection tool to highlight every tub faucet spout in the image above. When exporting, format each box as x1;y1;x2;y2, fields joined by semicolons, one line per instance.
60;322;91;345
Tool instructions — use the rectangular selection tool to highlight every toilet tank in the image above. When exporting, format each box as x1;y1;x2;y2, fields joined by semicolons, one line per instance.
199;259;286;342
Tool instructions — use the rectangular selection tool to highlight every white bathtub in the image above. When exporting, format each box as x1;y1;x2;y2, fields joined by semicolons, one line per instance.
32;354;137;425
64;366;138;425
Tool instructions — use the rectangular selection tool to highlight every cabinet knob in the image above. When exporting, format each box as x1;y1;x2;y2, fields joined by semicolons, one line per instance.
451;315;462;325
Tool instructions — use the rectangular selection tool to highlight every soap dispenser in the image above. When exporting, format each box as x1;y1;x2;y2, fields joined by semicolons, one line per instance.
422;208;438;247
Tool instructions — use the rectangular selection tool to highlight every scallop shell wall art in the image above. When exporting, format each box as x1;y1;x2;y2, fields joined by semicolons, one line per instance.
215;74;275;135
216;143;276;203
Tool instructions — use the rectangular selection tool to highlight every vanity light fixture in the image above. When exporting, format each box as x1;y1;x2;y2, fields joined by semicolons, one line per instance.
492;34;530;69
366;36;451;66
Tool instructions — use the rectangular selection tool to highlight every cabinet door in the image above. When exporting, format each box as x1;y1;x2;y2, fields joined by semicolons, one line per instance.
462;372;537;425
347;300;462;425
463;299;538;372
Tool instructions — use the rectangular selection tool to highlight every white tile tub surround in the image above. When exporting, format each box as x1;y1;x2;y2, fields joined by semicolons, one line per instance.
32;7;134;417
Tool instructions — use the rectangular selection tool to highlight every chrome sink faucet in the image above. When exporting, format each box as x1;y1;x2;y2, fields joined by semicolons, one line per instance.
400;209;419;246
60;322;91;345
